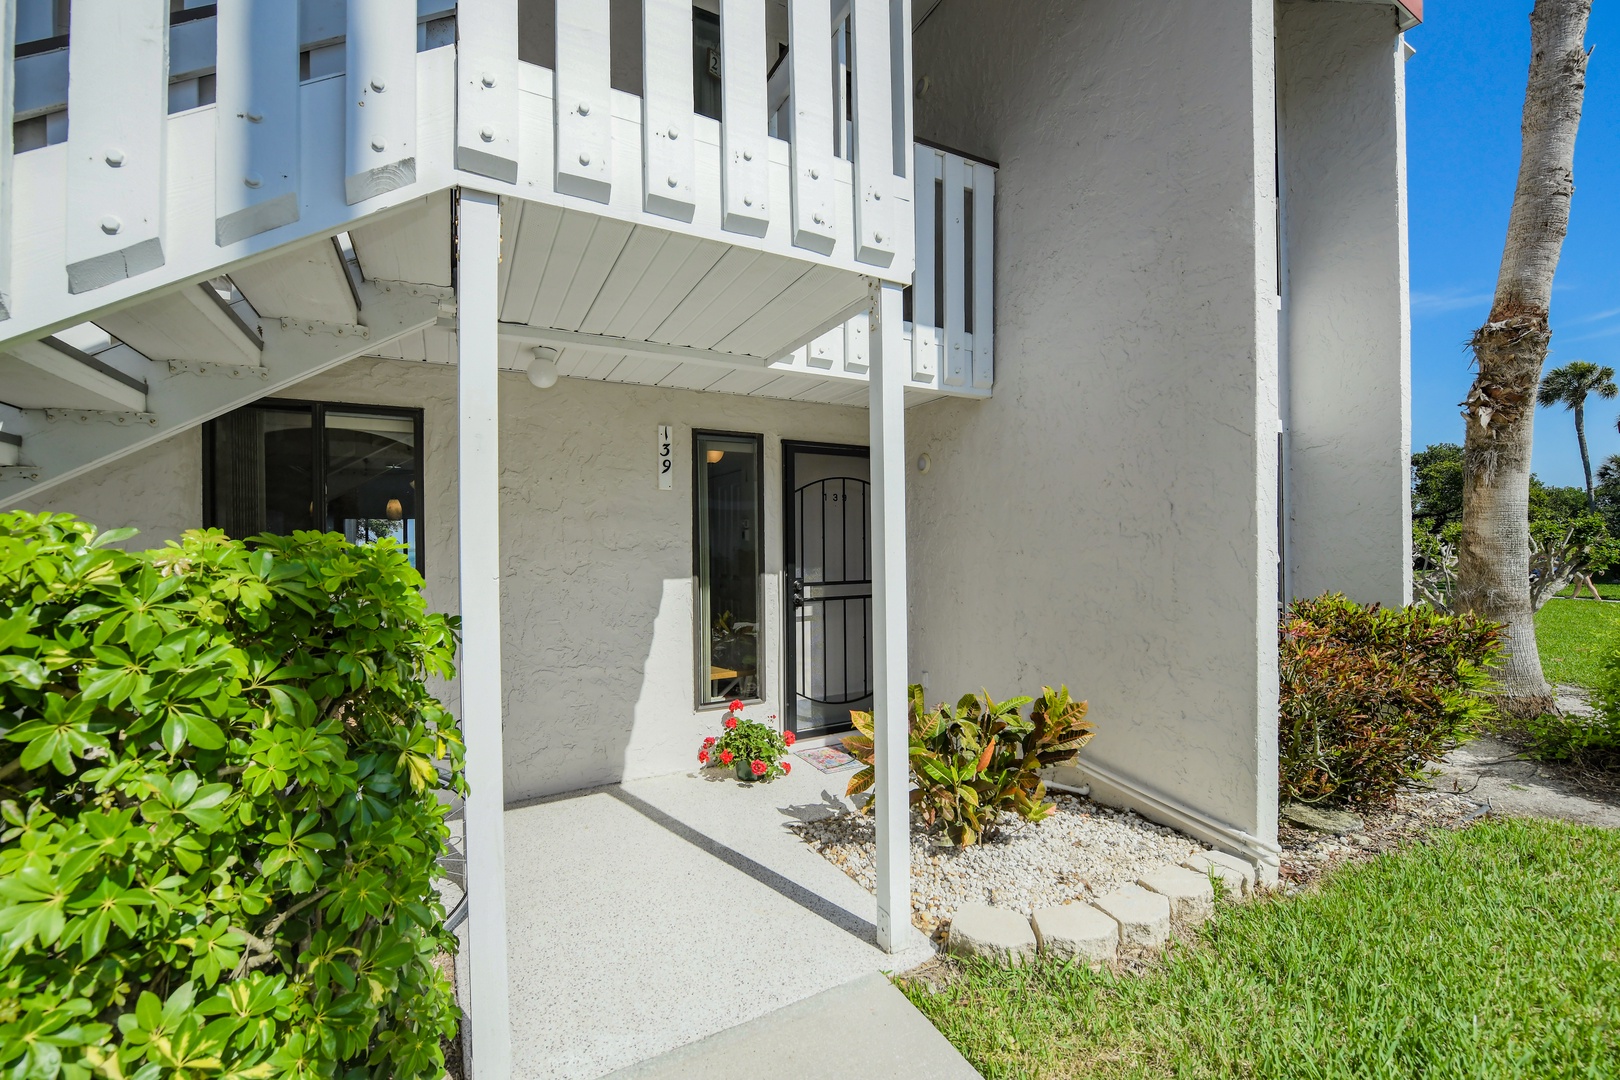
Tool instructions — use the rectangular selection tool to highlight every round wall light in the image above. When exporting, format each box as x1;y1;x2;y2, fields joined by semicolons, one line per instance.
526;346;560;389
916;453;931;474
706;449;725;464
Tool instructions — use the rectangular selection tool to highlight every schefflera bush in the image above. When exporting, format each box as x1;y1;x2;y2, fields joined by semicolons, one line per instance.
0;512;464;1080
1279;593;1502;806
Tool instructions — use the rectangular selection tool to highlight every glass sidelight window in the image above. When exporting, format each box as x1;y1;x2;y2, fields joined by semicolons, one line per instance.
204;400;424;570
695;432;763;705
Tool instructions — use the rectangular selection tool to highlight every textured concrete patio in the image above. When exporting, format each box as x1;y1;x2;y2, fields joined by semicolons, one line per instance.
468;762;942;1080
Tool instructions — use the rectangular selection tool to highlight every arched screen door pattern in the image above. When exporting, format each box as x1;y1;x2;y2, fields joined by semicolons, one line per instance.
790;464;874;736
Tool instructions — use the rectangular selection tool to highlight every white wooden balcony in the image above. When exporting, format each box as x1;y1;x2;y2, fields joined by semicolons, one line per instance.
0;0;993;504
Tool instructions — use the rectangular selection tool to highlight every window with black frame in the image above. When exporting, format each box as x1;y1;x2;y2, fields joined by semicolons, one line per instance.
695;432;762;705
204;400;424;570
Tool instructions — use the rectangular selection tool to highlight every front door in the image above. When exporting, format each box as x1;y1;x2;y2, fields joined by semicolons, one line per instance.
783;443;873;738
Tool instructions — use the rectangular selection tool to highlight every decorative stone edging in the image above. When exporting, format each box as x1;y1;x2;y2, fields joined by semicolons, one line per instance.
946;850;1259;966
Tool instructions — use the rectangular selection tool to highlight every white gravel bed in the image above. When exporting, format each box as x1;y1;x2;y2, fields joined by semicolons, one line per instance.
791;793;1206;938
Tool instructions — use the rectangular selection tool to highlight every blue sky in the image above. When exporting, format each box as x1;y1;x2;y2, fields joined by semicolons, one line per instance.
1405;2;1620;487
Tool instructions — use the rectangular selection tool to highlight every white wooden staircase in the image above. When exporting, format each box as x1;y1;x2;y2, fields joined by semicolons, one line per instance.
1;0;993;508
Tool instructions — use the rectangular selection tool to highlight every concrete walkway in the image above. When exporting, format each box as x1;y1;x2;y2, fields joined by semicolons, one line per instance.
1431;735;1620;829
600;972;982;1079
480;764;937;1080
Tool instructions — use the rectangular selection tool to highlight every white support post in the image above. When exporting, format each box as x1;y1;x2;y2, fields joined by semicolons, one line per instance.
848;0;895;267
970;162;995;389
940;151;966;388
868;280;910;953
456;0;519;182
642;0;696;221
65;0;168;294
719;0;771;236
456;189;512;1080
787;0;836;255
0;0;14;319
554;0;613;202
910;145;939;382
345;0;418;204
215;0;301;246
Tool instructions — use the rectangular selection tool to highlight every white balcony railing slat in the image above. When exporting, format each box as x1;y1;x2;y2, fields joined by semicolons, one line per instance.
553;0;613;203
910;144;939;382
64;0;168;295
454;0;519;183
788;0;838;256
849;0;896;268
215;1;301;247
971;160;995;390
718;0;770;238
345;0;419;205
641;0;697;222
941;148;966;388
1;0;15;319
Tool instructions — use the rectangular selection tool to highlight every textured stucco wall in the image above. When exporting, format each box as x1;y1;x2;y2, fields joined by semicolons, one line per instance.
904;0;1281;841
20;356;867;804
17;426;203;548
1279;2;1413;606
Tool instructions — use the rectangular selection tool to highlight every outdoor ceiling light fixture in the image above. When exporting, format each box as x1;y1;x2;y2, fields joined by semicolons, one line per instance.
526;346;560;389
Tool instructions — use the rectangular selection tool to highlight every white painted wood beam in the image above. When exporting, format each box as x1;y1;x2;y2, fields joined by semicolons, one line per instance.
455;0;519;182
0;279;441;507
910;145;939;383
345;0;419;204
868;280;910;953
642;0;697;222
455;190;513;1080
719;0;771;237
940;151;966;388
0;0;15;320
498;322;772;372
970;161;995;390
349;191;453;288
849;0;897;268
0;336;148;412
215;0;301;245
95;283;263;367
64;0;169;294
554;0;613;202
228;238;360;326
787;0;837;255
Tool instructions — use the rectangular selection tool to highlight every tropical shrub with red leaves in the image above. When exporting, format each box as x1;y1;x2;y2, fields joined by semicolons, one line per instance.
1279;594;1502;806
697;700;794;781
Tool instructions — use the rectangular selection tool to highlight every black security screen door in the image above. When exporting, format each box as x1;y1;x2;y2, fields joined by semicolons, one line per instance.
783;443;873;738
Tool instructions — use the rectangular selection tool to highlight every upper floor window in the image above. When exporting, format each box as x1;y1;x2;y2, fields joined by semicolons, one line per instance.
203;400;424;570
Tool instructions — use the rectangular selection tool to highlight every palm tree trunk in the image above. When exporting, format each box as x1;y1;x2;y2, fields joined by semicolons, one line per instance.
1457;0;1592;716
1576;402;1594;508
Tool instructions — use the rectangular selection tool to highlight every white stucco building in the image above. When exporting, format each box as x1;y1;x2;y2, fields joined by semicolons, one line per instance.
1;0;1418;1074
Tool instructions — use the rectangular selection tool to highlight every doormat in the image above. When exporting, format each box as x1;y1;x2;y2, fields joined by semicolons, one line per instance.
795;745;859;772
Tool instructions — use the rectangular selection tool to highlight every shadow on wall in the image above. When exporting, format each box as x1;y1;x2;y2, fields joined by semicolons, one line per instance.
499;572;711;805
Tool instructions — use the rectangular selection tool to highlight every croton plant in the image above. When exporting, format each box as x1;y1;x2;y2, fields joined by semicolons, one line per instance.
698;700;795;781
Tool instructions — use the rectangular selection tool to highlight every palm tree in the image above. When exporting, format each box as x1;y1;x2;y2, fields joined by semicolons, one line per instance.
1537;360;1617;509
1457;0;1592;717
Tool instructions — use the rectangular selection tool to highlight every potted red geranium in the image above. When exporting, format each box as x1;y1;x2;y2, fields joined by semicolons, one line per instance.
698;700;796;782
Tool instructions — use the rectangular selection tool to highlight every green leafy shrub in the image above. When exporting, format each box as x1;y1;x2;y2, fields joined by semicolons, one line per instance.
1279;594;1501;806
0;511;464;1080
843;685;1093;845
1513;709;1620;770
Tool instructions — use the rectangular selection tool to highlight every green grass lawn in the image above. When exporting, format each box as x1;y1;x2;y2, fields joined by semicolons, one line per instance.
1534;597;1620;689
1555;581;1620;601
901;819;1620;1080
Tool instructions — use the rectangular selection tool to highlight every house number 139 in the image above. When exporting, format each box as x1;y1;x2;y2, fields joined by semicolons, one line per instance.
657;425;673;490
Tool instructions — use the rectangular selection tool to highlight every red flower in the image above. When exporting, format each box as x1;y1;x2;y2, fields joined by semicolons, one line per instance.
783;731;796;747
724;717;738;730
703;736;717;747
781;761;792;775
698;750;709;764
720;749;733;765
730;699;745;712
751;759;767;776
